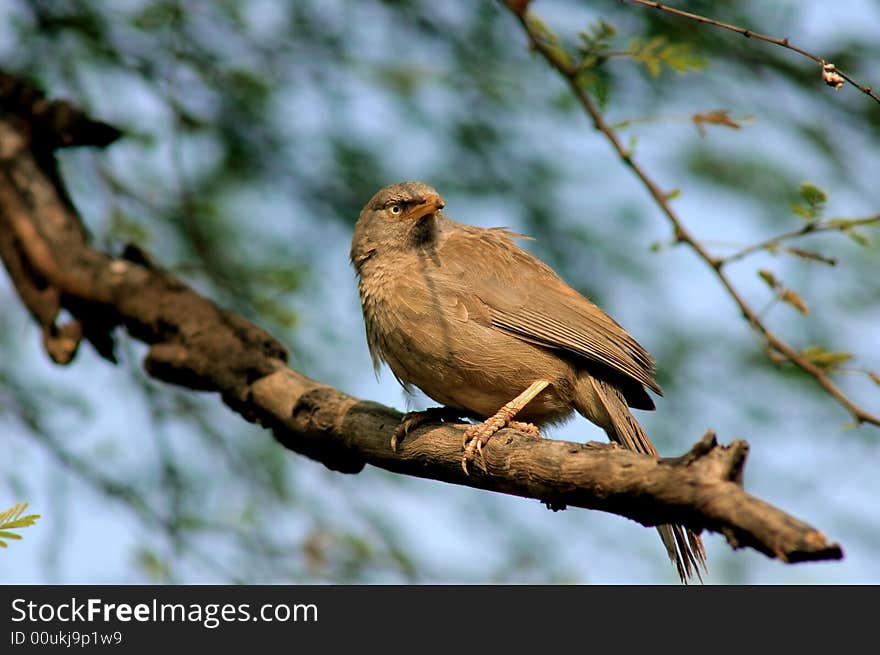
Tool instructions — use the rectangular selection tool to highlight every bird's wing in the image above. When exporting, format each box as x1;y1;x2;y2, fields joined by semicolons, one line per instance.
436;224;662;395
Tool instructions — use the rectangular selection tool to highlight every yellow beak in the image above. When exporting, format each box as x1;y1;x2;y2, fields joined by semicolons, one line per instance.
409;194;445;221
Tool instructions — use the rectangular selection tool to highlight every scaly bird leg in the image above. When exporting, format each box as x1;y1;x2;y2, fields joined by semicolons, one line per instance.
392;406;467;451
461;379;549;475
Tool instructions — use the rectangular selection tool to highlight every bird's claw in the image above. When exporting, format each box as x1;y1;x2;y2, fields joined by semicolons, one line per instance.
390;423;406;452
460;420;541;475
461;427;489;475
461;442;480;475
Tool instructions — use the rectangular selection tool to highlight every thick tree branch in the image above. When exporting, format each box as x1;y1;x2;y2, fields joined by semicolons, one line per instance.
508;5;880;429
0;71;842;565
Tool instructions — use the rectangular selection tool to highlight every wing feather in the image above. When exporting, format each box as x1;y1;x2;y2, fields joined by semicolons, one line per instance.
435;221;662;395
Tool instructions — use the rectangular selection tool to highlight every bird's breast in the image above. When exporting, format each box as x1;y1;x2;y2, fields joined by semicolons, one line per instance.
357;255;574;423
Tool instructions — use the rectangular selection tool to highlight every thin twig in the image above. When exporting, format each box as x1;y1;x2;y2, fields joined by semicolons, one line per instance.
622;0;880;105
719;215;880;265
510;9;880;428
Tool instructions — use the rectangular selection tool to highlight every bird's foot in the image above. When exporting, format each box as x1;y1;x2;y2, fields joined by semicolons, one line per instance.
461;414;541;475
460;380;551;475
391;407;465;451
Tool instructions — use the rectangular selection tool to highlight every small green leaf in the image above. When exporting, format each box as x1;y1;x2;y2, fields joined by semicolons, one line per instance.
0;502;26;526
791;203;815;220
0;502;40;548
802;345;853;370
591;18;617;41
628;36;705;77
799;182;827;208
660;42;706;73
3;516;41;529
792;182;827;220
577;18;617;61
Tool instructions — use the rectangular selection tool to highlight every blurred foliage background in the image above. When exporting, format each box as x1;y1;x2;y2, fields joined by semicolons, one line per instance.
1;0;878;583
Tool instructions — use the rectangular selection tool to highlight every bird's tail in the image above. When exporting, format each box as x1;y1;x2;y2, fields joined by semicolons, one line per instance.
579;377;707;583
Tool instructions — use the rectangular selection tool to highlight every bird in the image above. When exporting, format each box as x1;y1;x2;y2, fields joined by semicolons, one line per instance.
350;180;706;582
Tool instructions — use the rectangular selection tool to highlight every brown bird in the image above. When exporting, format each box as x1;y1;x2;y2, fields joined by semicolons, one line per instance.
350;180;706;582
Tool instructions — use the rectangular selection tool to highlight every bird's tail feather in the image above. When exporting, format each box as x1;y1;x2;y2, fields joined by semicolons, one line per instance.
583;378;707;583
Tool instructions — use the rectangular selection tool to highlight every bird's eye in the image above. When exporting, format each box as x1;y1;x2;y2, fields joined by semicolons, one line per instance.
389;204;402;215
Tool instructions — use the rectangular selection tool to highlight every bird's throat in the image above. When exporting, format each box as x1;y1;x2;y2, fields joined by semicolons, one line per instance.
408;213;437;249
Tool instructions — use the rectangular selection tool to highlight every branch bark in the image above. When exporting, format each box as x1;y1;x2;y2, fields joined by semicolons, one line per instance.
0;71;843;566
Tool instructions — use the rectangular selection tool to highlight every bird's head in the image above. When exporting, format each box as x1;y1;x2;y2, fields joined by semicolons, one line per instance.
350;181;446;269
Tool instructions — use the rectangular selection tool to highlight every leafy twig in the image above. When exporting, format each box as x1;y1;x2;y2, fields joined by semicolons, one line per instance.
621;0;880;105
508;6;880;428
0;502;40;548
720;215;880;266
